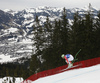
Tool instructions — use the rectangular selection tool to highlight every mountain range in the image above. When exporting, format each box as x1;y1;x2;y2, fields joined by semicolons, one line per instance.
0;6;99;63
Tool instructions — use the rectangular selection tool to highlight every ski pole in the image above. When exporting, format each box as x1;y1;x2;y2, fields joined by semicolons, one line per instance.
75;49;81;59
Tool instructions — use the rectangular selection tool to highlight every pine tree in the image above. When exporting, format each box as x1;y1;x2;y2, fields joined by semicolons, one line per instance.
14;66;18;77
6;68;9;76
29;53;41;75
52;20;62;48
83;10;95;59
76;18;86;60
60;7;69;53
30;15;43;74
42;19;64;70
51;19;66;66
32;15;44;53
94;11;100;57
68;11;85;60
42;8;69;70
69;12;81;54
43;16;53;48
69;5;96;60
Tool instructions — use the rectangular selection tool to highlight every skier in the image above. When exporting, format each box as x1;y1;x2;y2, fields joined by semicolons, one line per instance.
61;54;74;68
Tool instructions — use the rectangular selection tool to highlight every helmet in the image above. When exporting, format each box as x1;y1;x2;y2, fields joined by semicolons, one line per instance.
61;54;65;58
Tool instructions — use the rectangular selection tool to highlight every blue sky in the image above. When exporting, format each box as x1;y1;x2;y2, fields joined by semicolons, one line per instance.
0;0;100;11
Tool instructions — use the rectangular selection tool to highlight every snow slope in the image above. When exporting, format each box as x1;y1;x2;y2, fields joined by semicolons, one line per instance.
32;64;100;83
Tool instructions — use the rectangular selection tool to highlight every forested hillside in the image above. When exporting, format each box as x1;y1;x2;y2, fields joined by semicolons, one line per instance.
30;7;100;77
0;5;100;80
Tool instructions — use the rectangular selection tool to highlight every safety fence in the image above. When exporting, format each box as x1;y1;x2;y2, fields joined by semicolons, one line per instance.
22;57;100;83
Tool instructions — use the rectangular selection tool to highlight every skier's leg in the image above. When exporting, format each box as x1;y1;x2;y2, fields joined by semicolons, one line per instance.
68;61;73;68
68;57;73;68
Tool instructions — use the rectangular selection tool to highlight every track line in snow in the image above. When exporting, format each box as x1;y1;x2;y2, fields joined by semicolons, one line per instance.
53;66;100;83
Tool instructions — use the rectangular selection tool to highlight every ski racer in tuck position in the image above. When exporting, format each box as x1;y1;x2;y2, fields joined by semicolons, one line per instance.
61;54;74;68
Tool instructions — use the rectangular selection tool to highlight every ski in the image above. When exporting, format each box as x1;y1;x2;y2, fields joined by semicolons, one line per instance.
60;64;82;72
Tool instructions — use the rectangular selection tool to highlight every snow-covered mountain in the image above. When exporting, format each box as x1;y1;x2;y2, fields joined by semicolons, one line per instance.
0;6;99;63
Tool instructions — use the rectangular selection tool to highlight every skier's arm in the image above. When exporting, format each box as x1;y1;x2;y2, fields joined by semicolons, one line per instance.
64;56;69;64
